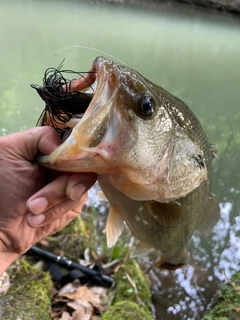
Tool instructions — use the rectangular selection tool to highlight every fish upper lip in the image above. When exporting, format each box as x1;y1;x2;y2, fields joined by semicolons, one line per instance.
67;56;119;93
64;57;124;161
78;58;123;154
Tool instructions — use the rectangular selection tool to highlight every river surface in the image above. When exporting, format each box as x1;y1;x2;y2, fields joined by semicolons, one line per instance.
1;0;240;319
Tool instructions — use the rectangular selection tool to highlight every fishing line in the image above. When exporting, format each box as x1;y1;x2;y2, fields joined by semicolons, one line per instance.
55;45;127;66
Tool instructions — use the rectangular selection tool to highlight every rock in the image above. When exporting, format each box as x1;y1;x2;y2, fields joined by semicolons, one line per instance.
101;259;153;319
101;301;153;320
113;259;152;310
0;258;52;320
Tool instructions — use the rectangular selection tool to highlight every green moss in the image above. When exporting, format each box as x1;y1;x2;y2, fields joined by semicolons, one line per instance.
46;215;90;261
59;214;86;236
101;255;153;319
113;259;152;313
101;301;153;320
201;271;240;320
46;206;131;263
0;258;52;320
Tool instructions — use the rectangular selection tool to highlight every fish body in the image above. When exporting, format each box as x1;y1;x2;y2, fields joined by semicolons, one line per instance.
37;56;219;268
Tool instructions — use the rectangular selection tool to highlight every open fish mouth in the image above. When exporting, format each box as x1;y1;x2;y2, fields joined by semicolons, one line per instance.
34;57;137;172
32;57;118;135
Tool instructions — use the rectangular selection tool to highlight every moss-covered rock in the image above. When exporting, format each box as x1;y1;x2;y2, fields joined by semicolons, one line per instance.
101;258;153;319
113;259;151;311
201;271;240;320
101;300;153;320
0;258;52;320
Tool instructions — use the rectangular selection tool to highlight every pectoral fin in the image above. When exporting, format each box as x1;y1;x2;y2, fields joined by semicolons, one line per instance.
106;206;125;247
146;201;182;226
196;193;220;237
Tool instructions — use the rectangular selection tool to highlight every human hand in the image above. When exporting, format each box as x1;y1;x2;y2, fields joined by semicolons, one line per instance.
0;127;97;274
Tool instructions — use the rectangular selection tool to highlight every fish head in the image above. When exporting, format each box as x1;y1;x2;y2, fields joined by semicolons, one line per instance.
38;56;208;201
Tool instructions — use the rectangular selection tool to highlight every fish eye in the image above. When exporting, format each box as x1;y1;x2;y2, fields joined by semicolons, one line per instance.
138;94;155;117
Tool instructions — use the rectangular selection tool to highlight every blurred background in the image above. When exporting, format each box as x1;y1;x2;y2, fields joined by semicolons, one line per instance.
0;1;240;319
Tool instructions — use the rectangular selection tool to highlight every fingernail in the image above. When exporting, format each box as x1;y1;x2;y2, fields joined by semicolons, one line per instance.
70;184;85;201
27;214;46;227
29;197;48;214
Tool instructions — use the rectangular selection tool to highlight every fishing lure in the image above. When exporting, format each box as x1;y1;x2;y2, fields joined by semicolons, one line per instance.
32;61;94;134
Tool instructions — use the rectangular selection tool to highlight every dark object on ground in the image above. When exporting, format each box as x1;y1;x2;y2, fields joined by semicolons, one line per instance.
47;262;89;286
26;246;115;288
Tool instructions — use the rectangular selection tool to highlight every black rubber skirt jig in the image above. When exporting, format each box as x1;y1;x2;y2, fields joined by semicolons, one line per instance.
31;61;94;135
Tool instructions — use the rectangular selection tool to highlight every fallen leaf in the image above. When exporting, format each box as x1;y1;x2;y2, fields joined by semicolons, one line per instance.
61;285;100;307
72;308;92;320
60;311;72;320
58;283;79;296
67;299;93;313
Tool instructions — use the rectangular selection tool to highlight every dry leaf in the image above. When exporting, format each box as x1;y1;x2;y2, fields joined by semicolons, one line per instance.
60;311;72;320
91;286;108;296
67;299;93;313
61;285;100;307
70;305;86;316
72;308;92;320
58;282;79;296
53;275;109;319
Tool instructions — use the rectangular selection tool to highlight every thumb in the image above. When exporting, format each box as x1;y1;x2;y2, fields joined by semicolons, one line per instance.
13;127;62;161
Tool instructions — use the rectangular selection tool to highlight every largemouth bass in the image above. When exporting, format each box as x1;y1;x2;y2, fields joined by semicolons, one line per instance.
36;56;220;269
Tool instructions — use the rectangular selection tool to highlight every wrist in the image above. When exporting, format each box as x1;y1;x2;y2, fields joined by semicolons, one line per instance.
0;251;20;276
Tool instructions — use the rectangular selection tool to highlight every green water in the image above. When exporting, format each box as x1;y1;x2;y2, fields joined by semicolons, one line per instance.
1;0;240;319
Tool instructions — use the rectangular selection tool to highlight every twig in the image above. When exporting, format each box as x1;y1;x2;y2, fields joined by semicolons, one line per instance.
125;272;144;307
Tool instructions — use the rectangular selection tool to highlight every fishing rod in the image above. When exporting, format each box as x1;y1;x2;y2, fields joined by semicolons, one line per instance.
26;246;114;288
